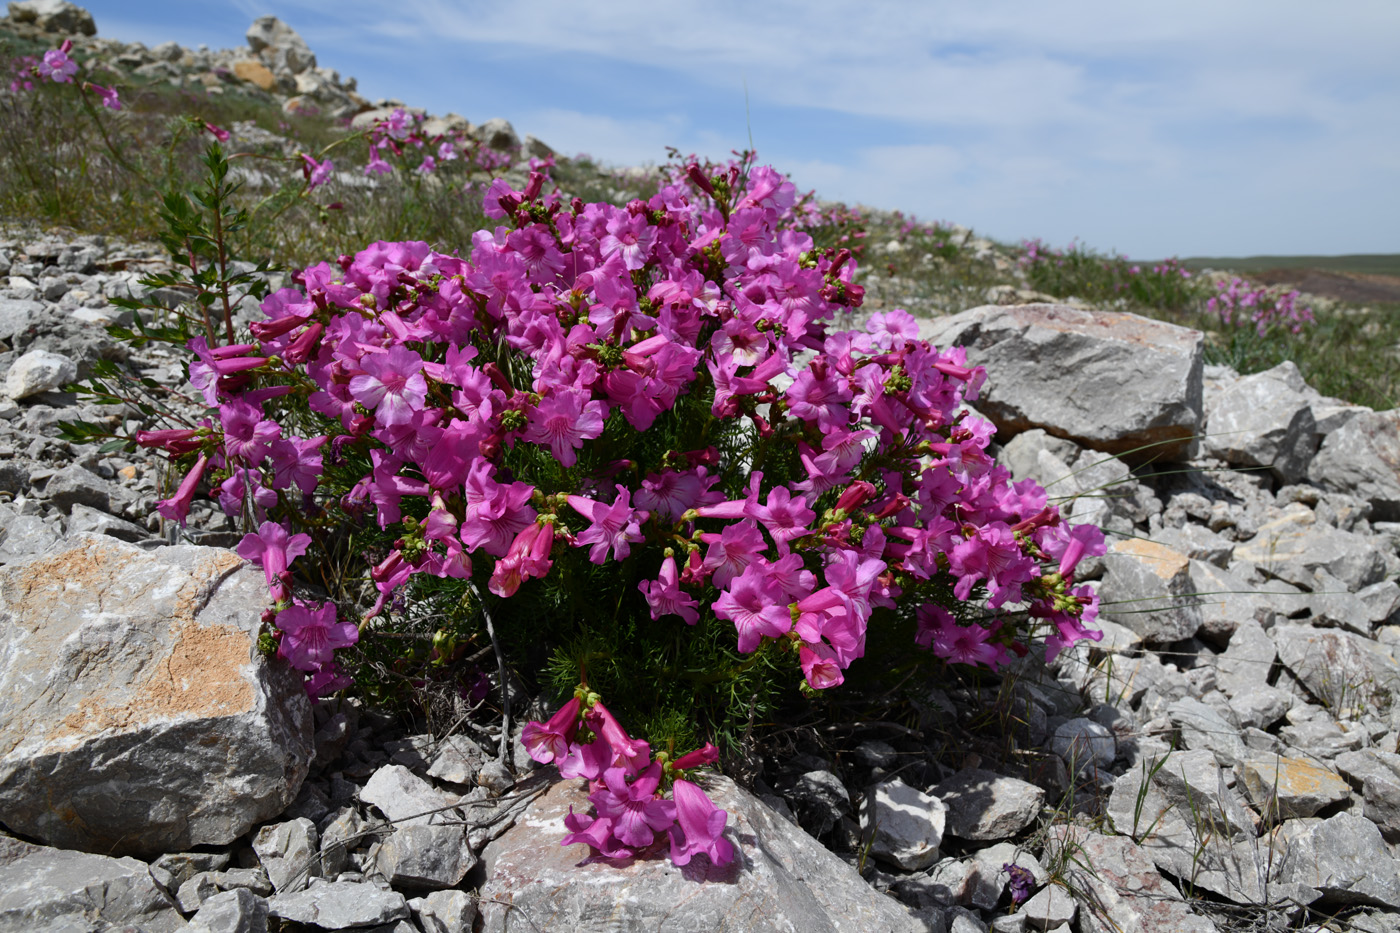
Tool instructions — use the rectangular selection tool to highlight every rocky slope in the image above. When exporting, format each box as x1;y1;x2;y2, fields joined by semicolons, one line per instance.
2;4;1400;933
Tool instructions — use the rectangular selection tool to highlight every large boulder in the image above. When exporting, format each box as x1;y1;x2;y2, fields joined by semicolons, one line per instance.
1309;410;1400;521
0;535;313;856
922;304;1203;460
477;772;925;932
246;15;316;76
5;0;96;35
1203;364;1318;483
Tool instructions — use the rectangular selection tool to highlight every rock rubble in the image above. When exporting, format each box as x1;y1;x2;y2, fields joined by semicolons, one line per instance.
2;5;1400;932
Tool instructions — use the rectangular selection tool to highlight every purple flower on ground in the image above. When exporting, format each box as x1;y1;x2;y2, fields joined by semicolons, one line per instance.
1003;862;1036;905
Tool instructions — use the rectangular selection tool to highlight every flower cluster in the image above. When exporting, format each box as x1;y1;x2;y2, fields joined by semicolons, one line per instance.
147;159;1103;814
1207;277;1315;336
522;690;734;865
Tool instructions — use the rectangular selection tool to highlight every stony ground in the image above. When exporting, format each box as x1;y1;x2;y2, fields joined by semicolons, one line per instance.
3;3;1400;933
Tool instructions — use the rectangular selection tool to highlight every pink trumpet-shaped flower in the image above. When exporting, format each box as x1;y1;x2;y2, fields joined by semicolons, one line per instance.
275;600;358;672
521;696;582;764
237;520;312;601
591;763;676;848
155;453;209;526
638;554;699;624
668;779;734;866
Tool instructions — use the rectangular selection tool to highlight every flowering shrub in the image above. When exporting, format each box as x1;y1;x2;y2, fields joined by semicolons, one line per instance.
28;39;1107;869
133;152;1106;865
1207;277;1314;336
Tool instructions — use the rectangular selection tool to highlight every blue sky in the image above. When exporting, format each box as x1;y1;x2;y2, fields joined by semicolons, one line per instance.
76;1;1400;259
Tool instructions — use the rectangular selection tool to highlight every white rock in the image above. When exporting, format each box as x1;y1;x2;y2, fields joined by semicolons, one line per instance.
863;777;948;871
3;349;77;399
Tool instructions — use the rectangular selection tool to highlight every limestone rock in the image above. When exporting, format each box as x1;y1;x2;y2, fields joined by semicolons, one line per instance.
246;16;315;75
0;535;313;855
4;349;76;399
1274;813;1400;908
1273;624;1400;713
6;0;95;35
267;880;409;928
361;763;456;827
1167;697;1247;767
1236;754;1351;820
1233;509;1387;591
1203;366;1318;483
188;887;269;933
921;304;1203;460
1309;410;1400;521
475;117;520;152
478;772;925;932
1099;539;1202;643
252;818;320;894
232;59;277;91
376;824;475;890
865;776;948;871
0;844;183;932
933;769;1045;841
1049;826;1219;933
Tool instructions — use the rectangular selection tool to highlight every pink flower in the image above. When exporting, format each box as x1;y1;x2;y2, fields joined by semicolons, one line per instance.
38;48;76;83
668;778;734;866
305;662;352;700
799;642;845;689
276;600;358;672
638;554;699;624
521;696;582;764
700;520;766;590
591;763;676;848
349;345;428;426
301;153;334;190
220;398;281;464
205;123;230;142
600;211;656;271
713;565;792;653
87;82;120;110
523;387;606;467
155;453;209;526
568;486;647;564
364;144;392;175
237;520;312;601
560;806;634;860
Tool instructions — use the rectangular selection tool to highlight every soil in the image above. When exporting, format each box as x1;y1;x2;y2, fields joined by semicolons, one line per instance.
1250;267;1400;304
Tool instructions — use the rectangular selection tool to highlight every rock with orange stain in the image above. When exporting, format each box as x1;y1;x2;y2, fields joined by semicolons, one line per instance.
1098;538;1204;643
0;534;312;856
1237;754;1352;821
